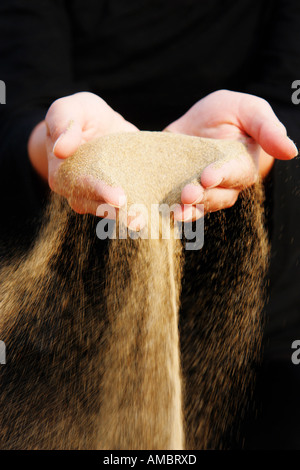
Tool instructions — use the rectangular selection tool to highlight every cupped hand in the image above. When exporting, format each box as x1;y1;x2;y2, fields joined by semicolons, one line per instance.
164;90;298;222
45;92;138;215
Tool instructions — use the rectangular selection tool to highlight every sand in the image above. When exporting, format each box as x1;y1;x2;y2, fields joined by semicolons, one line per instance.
0;131;269;449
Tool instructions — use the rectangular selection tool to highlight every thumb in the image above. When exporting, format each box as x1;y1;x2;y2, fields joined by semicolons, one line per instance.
51;119;82;159
237;93;298;160
45;97;84;159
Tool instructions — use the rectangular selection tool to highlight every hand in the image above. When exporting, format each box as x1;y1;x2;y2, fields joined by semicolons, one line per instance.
28;92;138;215
164;90;298;221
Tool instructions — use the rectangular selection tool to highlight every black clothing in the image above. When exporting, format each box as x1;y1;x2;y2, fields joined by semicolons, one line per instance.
0;0;300;449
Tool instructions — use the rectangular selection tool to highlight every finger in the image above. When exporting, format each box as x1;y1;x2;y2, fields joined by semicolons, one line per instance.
181;183;204;205
68;197;117;217
202;187;240;213
173;204;204;222
56;174;127;209
96;202;146;232
78;176;127;208
68;197;145;233
45;96;84;159
200;153;258;189
127;212;146;232
237;93;298;159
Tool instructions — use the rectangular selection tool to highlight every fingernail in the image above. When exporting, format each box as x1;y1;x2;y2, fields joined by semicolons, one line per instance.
288;138;298;157
118;194;127;207
191;193;204;204
107;194;127;209
52;120;75;154
204;177;223;189
52;133;65;154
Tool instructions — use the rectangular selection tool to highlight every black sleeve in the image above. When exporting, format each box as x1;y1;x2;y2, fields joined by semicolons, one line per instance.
0;0;76;250
245;0;300;144
244;0;300;358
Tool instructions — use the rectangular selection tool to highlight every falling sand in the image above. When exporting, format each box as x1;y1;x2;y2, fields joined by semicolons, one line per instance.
0;132;269;449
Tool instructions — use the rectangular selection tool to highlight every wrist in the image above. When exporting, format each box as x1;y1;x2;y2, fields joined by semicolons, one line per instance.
27;120;48;182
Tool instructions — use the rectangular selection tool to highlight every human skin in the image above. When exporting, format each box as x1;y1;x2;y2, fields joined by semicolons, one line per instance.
165;90;298;221
28;90;298;223
28;92;138;215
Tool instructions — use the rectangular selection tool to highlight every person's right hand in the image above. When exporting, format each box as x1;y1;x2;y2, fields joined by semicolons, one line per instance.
28;92;138;215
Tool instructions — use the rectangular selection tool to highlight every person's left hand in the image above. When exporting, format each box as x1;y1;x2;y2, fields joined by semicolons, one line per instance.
164;90;298;222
